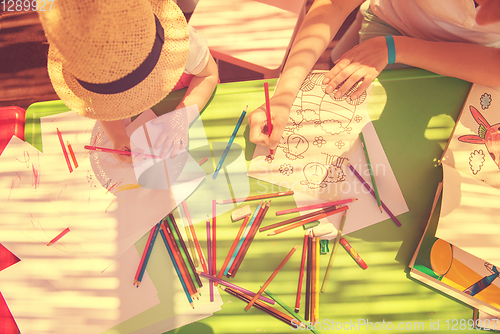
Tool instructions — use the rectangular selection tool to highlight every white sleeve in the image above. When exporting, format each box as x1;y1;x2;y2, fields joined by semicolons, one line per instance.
184;25;210;75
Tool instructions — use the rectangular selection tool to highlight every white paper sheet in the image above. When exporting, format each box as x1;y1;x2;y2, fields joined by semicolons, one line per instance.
248;71;408;233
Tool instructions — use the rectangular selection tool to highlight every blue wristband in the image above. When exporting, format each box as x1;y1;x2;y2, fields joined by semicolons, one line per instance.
385;35;396;65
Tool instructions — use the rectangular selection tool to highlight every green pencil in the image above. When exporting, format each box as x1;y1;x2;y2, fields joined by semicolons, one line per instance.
264;289;320;334
321;210;347;293
359;132;382;212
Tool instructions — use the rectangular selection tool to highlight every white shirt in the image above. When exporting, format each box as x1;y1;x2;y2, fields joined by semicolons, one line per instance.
370;0;500;47
184;25;210;74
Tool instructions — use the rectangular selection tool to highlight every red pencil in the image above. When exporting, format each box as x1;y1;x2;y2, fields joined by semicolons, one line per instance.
264;81;274;155
57;128;73;173
212;200;216;285
276;198;357;216
295;232;308;313
305;232;312;321
47;227;70;246
134;225;156;285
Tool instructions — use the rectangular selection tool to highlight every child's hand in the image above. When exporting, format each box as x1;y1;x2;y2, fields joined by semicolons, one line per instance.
322;36;389;100
150;110;189;159
248;100;289;149
112;136;134;164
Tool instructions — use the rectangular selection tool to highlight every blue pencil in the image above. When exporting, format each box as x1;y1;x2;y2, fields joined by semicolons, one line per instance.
213;106;248;179
224;201;262;276
137;222;161;286
159;228;194;308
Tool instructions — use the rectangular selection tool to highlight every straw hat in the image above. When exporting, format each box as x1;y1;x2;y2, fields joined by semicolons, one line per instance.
38;0;190;121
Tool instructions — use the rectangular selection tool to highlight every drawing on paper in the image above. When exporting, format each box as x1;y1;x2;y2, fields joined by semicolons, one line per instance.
300;153;347;189
458;105;500;170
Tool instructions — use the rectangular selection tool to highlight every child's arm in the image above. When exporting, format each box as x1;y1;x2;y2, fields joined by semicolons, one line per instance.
153;54;218;159
99;119;134;163
247;0;363;148
322;36;500;100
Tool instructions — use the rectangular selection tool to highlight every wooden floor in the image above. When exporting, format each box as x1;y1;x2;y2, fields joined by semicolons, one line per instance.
0;2;356;110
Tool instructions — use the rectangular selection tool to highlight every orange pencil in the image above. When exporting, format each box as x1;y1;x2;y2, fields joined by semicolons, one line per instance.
212;199;216;283
260;205;339;232
217;215;250;283
217;191;294;204
244;245;298;311
268;206;348;236
47;227;70;246
340;237;368;270
182;201;207;272
66;141;78;168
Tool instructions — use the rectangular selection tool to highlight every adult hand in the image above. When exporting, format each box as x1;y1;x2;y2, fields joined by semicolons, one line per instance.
322;36;389;100
248;100;290;149
150;109;189;159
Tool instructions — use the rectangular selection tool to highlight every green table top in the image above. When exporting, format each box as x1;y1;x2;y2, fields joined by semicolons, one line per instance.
25;68;473;334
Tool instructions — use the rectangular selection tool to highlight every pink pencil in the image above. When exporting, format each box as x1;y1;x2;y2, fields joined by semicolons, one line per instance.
212;200;216;285
57;128;73;173
206;216;214;302
84;145;159;159
276;198;358;216
47;227;70;246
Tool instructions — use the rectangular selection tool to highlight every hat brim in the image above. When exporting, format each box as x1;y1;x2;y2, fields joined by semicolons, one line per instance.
47;0;189;121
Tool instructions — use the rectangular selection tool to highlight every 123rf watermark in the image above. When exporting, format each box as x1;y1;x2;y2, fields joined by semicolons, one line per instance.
1;0;54;12
291;318;499;331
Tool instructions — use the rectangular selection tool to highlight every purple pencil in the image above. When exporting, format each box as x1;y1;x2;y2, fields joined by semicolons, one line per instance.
206;216;214;302
197;271;275;305
347;163;401;227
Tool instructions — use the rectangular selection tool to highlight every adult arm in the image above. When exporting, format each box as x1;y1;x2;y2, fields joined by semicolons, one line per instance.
323;35;500;100
248;0;364;148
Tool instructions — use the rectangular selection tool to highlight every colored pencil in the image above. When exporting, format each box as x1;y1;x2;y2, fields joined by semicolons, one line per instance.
244;245;298;311
268;206;348;236
321;210;347;292
276;198;357;216
217;191;294;204
315;236;320;322
179;205;198;267
167;214;202;291
197;271;275;304
66;141;78;168
264;81;274;156
213;106;247;179
136;223;161;286
198;156;208;166
311;237;317;322
47;227;70;246
57;128;73;173
221;286;295;327
212;200;216;283
83;145;158;158
134;225;156;285
218;215;250;282
340;237;368;269
264;289;312;332
359;132;382;212
260;205;339;232
224;201;262;276
229;201;270;277
206;216;214;302
295;233;308;313
182;201;207;272
162;222;197;297
159;228;194;308
347;163;401;227
305;233;312;321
